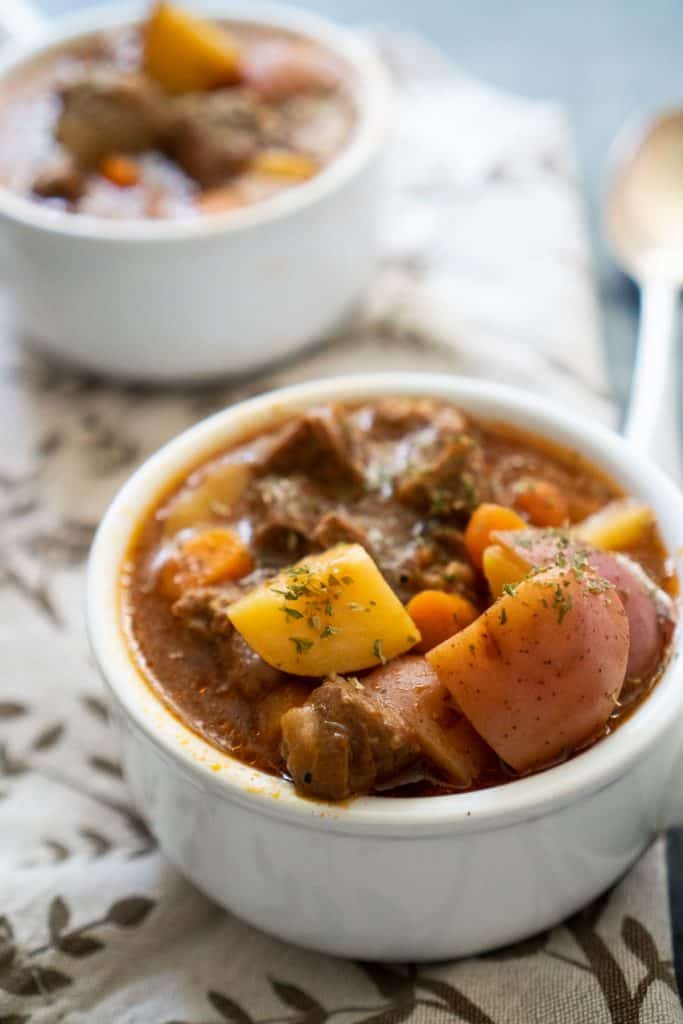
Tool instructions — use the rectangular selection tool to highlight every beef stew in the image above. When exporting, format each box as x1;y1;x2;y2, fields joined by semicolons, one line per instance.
122;398;677;801
0;3;356;220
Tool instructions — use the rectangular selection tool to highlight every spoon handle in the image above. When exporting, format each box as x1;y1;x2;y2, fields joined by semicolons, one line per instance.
624;278;681;481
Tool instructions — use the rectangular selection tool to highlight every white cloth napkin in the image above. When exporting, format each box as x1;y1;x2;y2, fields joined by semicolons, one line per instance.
0;31;678;1024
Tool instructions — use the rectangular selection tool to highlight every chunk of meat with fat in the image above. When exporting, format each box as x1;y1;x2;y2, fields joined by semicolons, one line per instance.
395;434;487;516
369;398;467;438
281;677;420;800
56;69;168;167
218;631;283;699
167;89;274;187
256;407;363;485
311;511;371;551
171;586;283;699
32;156;86;202
171;584;240;637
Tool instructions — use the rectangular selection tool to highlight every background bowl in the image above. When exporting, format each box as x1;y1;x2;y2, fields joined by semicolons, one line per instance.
0;1;392;381
87;373;683;959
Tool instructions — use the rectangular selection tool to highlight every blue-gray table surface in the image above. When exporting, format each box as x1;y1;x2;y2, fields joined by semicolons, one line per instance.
35;0;683;986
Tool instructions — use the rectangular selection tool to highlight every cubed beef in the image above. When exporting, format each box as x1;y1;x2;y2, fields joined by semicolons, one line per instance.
395;435;487;516
250;474;324;558
56;69;167;167
281;677;419;800
369;398;467;438
32;156;86;203
311;511;370;551
257;407;364;486
219;632;283;699
171;584;240;637
167;89;273;187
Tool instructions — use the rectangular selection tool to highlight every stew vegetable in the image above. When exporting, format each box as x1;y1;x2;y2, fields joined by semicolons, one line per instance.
0;3;356;219
122;398;677;801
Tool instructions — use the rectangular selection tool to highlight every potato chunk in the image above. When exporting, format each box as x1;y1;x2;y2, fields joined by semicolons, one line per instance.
482;543;527;598
162;460;251;537
427;566;629;772
365;656;496;787
228;544;420;676
573;500;655;551
144;3;241;94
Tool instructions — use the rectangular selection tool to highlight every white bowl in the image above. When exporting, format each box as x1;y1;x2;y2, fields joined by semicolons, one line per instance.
87;373;683;960
0;2;391;381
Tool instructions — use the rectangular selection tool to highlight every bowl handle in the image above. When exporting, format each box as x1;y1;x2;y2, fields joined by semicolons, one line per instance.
0;0;47;47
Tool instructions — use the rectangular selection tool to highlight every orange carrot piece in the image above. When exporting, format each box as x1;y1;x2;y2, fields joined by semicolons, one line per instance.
406;590;479;654
100;154;140;188
464;503;526;570
160;527;253;598
512;478;568;527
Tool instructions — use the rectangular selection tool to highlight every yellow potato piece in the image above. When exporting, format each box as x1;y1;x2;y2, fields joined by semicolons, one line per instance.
228;543;420;676
573;500;655;551
251;149;318;181
144;3;241;94
481;544;527;598
162;460;251;537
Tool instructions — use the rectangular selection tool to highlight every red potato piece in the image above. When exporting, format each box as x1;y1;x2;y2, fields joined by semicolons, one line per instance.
364;656;496;787
493;528;674;680
242;40;340;100
427;566;629;773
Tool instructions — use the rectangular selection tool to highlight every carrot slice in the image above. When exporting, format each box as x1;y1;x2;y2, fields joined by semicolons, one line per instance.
160;527;253;598
512;478;568;527
100;154;140;188
406;590;479;653
464;503;526;570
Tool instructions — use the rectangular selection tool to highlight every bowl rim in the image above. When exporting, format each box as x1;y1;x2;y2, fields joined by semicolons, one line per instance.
86;372;683;836
0;0;392;243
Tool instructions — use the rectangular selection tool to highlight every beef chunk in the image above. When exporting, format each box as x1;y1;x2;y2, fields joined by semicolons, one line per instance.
32;156;86;203
370;398;466;438
250;474;324;559
257;408;363;486
311;512;370;551
218;632;283;699
171;585;241;637
167;89;273;187
395;435;486;517
56;69;167;167
281;678;419;800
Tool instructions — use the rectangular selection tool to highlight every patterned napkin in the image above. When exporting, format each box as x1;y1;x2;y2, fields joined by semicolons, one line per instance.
0;30;679;1024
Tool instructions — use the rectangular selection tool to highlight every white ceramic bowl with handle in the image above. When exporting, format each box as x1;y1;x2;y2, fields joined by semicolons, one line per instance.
0;1;391;381
87;372;683;961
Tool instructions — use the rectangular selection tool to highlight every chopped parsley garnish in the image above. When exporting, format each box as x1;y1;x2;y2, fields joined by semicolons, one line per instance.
502;582;517;597
373;639;387;665
321;625;339;639
290;637;314;655
282;607;304;620
499;607;507;625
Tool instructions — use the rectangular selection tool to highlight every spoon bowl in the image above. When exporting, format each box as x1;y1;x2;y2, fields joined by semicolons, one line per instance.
607;110;683;284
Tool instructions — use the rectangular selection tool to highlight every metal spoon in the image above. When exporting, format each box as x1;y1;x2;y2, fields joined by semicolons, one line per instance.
605;110;683;482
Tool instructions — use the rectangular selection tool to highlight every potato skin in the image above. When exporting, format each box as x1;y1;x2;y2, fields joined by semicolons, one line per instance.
493;528;672;680
427;566;629;772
